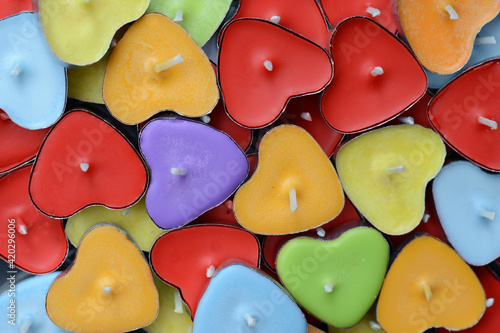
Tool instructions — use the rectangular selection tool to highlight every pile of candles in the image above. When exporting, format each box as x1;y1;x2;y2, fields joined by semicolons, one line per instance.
1;0;500;332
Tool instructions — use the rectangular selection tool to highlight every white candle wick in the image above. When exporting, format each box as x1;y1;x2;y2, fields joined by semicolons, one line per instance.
398;116;415;125
486;298;495;307
423;284;433;302
110;39;117;48
201;115;211;123
263;60;273;71
478;116;497;130
300;112;312;121
153;54;183;73
173;9;183;22
80;162;90;172
479;209;495;221
316;227;326;238
368;320;382;330
324;282;334;293
18;224;28;235
206;265;215;278
10;64;23;77
19;317;32;333
171;167;187;176
0;113;10;120
103;286;112;294
371;66;384;77
173;289;184;313
386;166;405;174
444;5;459;20
289;188;298;212
270;15;281;24
366;6;381;17
244;314;257;327
122;208;131;216
475;36;496;45
422;213;430;223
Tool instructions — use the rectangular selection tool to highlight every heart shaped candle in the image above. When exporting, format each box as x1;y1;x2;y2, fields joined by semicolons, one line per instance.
0;12;66;130
433;161;500;266
234;125;344;235
395;0;500;74
276;226;389;328
336;124;446;235
65;197;166;252
328;305;382;332
0;0;32;19
150;225;260;316
29;110;148;218
219;18;333;128
320;17;427;133
46;224;159;332
428;59;500;171
140;117;248;229
38;0;148;65
67;51;110;104
193;263;307;333
103;13;219;125
377;236;486;333
0;165;68;274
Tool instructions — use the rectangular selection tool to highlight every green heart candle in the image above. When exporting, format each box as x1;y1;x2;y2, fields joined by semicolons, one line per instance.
276;226;389;328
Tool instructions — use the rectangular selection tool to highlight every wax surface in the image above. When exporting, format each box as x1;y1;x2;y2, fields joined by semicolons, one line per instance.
46;224;159;332
397;0;500;74
336;125;446;235
140;118;248;229
234;125;344;235
219;19;333;128
328;306;384;332
0;12;66;130
0;165;68;274
103;13;219;124
276;227;389;328
193;264;308;333
39;0;149;65
0;0;32;19
428;59;500;171
0;272;70;333
66;197;166;252
29;110;148;218
433;161;500;266
67;51;110;104
377;236;486;333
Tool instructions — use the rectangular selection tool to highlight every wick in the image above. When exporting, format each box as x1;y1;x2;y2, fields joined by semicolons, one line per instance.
300;112;312;121
324;282;334;293
16;217;28;235
444;5;459;20
289;188;298;212
398;116;415;125
479;209;495;221
366;6;381;17
0;112;9;120
423;284;432;302
270;15;281;24
200;115;211;123
171;167;187;176
475;36;496;45
206;265;215;278
386;166;405;174
486;298;495;307
478;116;497;130
10;64;22;77
224;200;233;210
263;60;273;71
122;208;131;216
19;317;32;333
153;54;183;73
80;162;89;172
173;9;183;22
110;39;117;48
103;286;112;294
244;314;257;327
422;213;430;223
173;289;184;313
368;320;382;330
316;227;326;238
371;66;384;77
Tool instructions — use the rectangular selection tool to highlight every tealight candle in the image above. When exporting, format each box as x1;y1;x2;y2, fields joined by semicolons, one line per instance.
0;0;32;19
328;305;382;332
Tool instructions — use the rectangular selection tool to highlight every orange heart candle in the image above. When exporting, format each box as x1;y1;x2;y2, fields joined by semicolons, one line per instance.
233;124;344;235
103;13;219;125
46;224;159;332
377;236;485;333
395;0;500;74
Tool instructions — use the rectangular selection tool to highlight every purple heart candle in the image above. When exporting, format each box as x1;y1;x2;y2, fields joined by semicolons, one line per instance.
139;118;249;229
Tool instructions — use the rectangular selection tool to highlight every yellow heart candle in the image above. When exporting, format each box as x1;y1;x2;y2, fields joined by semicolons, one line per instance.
46;224;159;332
67;51;110;104
377;236;485;333
65;197;166;252
396;0;500;74
234;125;344;235
336;125;445;235
103;13;219;125
38;0;149;66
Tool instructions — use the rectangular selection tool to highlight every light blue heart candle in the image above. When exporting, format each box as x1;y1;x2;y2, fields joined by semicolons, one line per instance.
433;160;500;266
0;272;71;333
193;263;307;333
0;12;66;130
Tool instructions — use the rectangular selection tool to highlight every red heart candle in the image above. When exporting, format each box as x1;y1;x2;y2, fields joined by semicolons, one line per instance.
0;0;32;20
150;225;260;316
219;18;333;128
0;165;67;274
29;110;148;218
321;17;427;133
428;58;500;171
0;109;49;174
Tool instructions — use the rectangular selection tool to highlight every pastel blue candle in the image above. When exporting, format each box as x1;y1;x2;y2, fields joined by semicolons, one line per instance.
426;14;500;89
432;160;500;266
0;272;70;333
193;264;307;333
0;12;66;130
